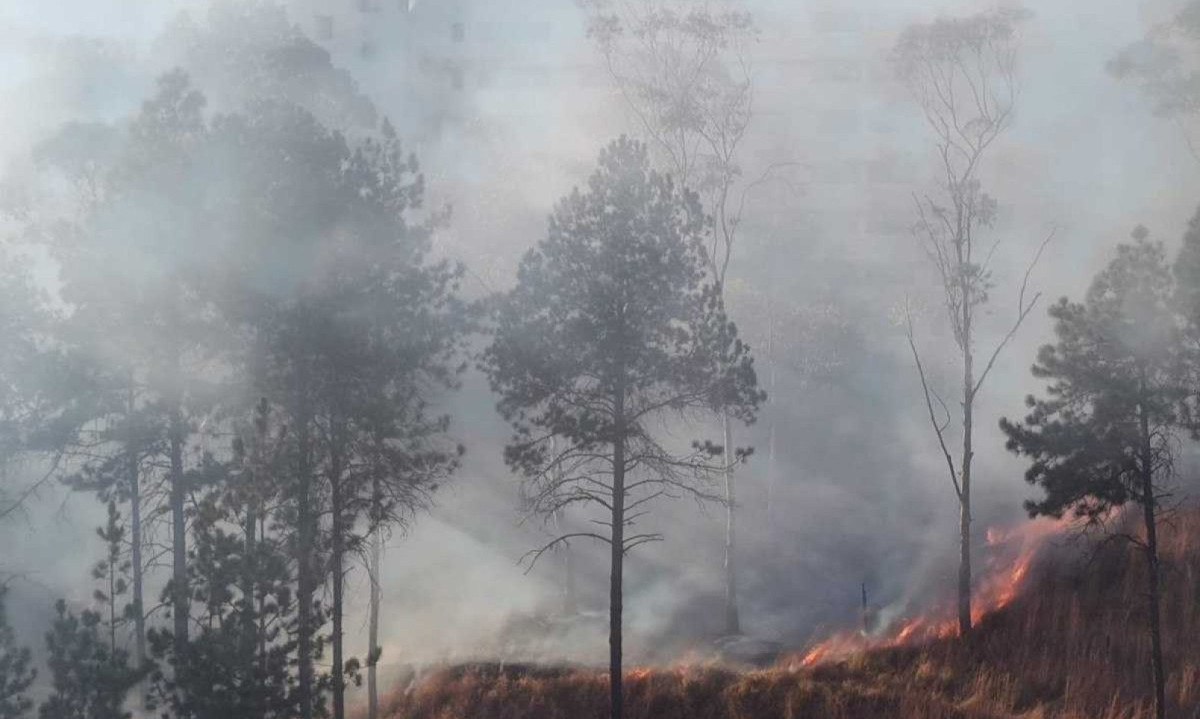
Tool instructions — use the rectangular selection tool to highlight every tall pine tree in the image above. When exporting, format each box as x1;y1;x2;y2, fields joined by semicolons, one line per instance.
484;137;763;719
1001;234;1184;719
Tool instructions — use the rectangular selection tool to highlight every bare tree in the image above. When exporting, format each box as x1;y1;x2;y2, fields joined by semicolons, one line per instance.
895;7;1051;636
582;0;786;636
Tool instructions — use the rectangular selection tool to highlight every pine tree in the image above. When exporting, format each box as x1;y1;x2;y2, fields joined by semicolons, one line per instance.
146;420;300;719
39;601;140;719
208;104;469;719
40;500;144;719
1001;234;1184;719
580;2;762;633
483;137;763;719
92;502;132;658
28;71;222;672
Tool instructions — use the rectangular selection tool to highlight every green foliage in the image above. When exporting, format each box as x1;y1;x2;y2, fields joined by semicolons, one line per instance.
147;403;300;719
1001;237;1186;520
484;136;762;533
0;590;34;719
39;600;140;719
147;572;304;719
20;35;468;719
208;93;471;718
92;502;133;640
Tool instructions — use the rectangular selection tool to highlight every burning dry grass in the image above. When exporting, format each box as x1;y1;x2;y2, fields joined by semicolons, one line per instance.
378;663;1004;719
379;510;1200;719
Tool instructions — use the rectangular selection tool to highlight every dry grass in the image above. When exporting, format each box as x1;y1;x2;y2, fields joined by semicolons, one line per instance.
379;510;1200;719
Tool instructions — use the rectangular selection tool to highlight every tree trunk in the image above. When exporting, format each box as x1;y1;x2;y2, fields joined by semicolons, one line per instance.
367;529;381;719
126;382;146;670
169;401;189;660
1139;400;1166;719
108;544;117;655
296;366;316;719
764;305;777;530
258;513;268;673
563;528;578;616
722;411;739;636
609;389;626;719
957;485;972;635
958;280;975;637
240;498;258;681
330;439;346;719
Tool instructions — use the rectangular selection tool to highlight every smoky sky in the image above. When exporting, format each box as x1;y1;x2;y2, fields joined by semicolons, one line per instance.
2;0;1200;683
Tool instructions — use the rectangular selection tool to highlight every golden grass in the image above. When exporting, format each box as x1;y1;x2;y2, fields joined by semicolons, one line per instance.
379;510;1200;719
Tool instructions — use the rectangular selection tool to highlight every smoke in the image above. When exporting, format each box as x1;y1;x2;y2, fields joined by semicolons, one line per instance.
1;0;1200;696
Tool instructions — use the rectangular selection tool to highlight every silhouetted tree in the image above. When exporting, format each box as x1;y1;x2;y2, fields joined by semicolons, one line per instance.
1001;234;1184;719
483;137;763;719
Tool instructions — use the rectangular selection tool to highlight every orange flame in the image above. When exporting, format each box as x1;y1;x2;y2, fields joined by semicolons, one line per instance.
792;516;1068;669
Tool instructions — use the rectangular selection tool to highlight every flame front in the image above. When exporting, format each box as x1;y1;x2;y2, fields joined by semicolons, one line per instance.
793;516;1066;668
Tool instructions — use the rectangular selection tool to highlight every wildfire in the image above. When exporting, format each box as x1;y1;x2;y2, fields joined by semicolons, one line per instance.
792;516;1068;668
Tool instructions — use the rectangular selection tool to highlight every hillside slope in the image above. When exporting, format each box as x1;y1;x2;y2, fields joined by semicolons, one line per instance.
378;510;1200;719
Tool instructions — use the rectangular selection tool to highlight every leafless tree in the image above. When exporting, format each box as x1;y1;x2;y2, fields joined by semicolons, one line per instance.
582;0;793;636
895;6;1051;636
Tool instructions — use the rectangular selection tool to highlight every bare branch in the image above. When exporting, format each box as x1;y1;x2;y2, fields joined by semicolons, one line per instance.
905;302;961;500
972;226;1055;397
519;532;612;573
0;452;64;522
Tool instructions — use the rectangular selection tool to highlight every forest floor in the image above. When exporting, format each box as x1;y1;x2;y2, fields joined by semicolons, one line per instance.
376;509;1200;719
